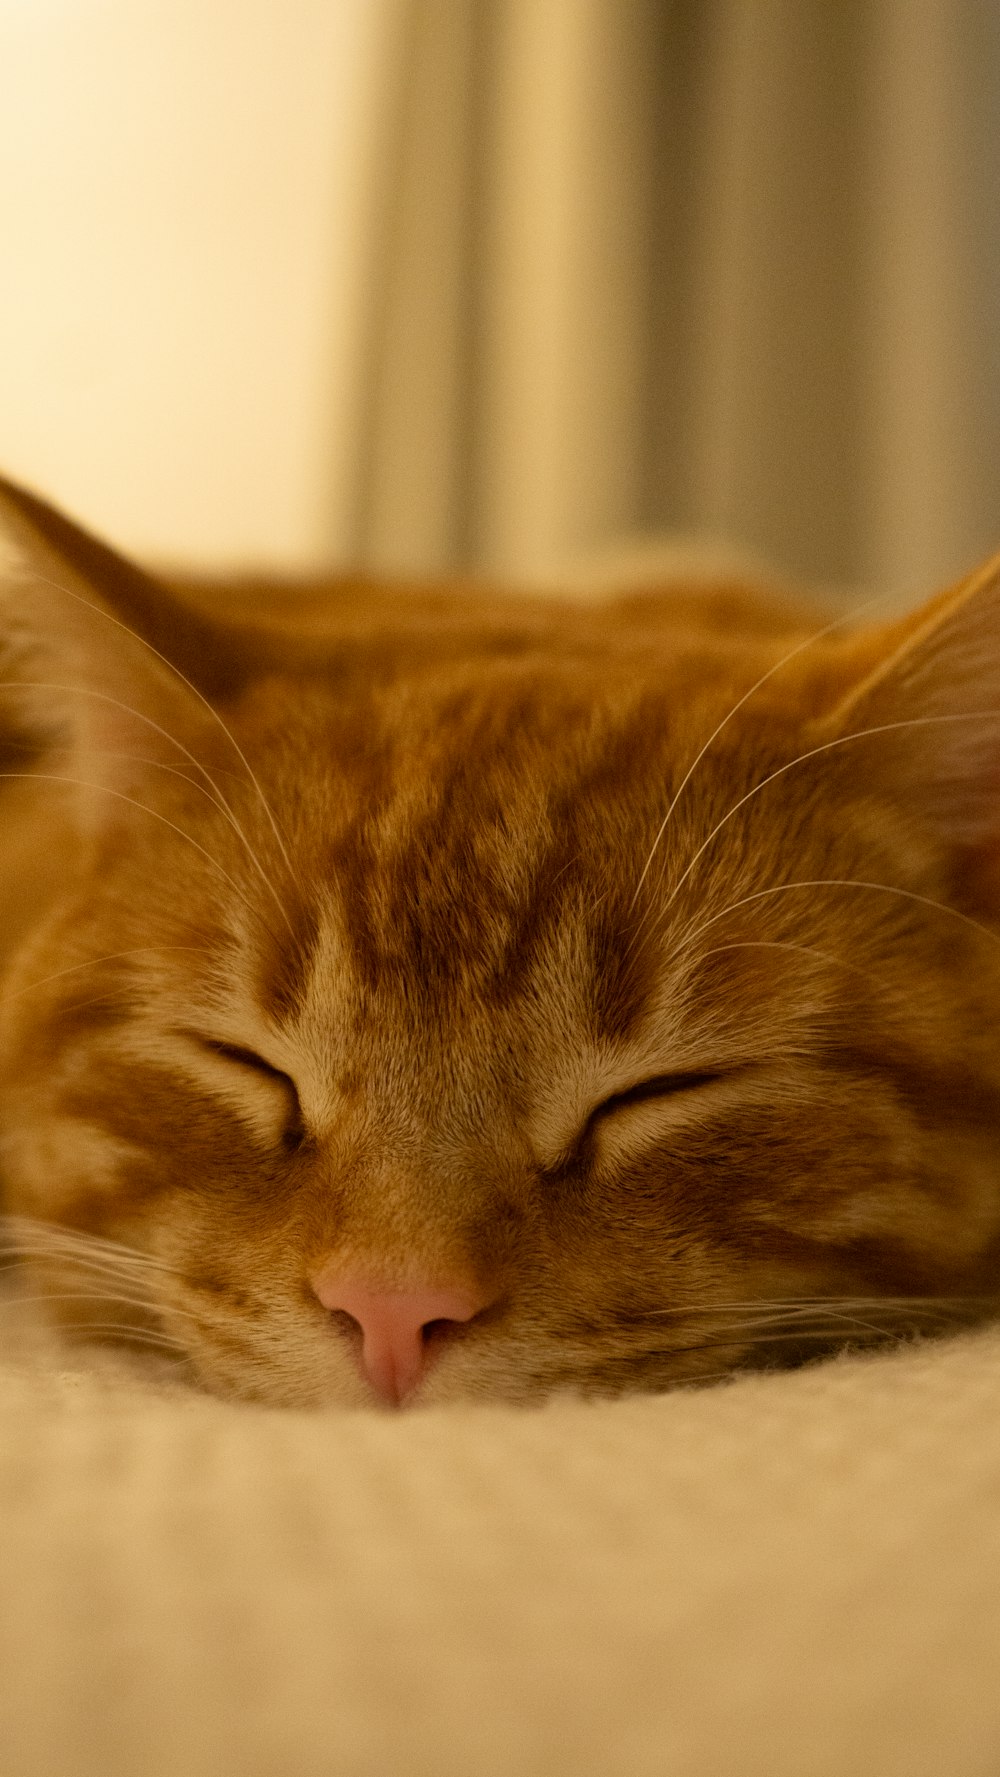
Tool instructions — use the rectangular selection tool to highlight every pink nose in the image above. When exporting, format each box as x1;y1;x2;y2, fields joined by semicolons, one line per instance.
311;1271;489;1405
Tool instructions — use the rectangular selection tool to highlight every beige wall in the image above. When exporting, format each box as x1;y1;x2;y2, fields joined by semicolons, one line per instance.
0;0;395;570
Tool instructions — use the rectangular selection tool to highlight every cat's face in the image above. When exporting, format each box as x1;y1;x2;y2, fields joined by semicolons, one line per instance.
2;477;1000;1407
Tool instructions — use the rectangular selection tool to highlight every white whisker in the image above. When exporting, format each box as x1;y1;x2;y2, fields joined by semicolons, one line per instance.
0;770;281;944
0;945;205;1014
0;1252;169;1291
650;1308;973;1367
0;679;296;936
0;1290;198;1321
30;1320;189;1355
664;879;1000;970
0;1216;179;1275
29;572;302;895
642;1293;983;1324
628;589;896;912
659;709;1000;922
693;938;873;981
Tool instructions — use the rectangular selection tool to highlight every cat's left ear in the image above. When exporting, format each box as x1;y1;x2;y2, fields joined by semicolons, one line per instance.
820;552;1000;887
0;475;255;818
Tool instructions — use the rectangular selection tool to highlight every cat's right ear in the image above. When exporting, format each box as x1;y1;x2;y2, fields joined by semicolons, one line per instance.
0;475;246;814
819;550;1000;910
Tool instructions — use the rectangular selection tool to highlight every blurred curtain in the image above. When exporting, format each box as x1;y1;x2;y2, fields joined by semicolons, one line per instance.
344;0;1000;600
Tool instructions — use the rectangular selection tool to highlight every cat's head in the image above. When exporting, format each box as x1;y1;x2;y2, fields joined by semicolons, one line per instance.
1;476;1000;1407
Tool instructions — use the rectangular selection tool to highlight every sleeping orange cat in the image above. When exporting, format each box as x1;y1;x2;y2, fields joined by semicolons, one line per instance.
1;475;998;1407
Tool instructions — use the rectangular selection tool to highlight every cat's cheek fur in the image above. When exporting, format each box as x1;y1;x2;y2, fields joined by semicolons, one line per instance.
0;1113;141;1225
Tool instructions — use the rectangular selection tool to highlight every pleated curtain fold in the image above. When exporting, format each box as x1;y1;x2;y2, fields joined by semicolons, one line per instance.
345;0;1000;603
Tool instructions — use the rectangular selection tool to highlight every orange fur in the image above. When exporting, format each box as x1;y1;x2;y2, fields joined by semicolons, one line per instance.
1;477;999;1407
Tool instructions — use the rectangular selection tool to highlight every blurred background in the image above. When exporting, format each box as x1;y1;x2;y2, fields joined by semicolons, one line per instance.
1;0;997;603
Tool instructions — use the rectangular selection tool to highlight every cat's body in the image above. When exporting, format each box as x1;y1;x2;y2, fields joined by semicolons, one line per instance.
1;477;999;1407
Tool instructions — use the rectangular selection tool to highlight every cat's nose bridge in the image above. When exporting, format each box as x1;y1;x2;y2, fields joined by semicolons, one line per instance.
310;1271;493;1406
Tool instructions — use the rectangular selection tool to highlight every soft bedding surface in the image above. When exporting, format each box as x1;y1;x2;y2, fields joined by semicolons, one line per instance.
2;1330;1000;1777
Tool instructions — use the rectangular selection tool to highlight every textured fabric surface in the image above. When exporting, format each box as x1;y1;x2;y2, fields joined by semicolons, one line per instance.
2;1331;1000;1777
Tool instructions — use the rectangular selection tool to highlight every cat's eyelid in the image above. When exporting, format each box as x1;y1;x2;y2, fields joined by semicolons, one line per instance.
178;1030;308;1150
589;1068;724;1125
529;1047;731;1167
536;1066;728;1173
194;1035;290;1080
173;1028;298;1090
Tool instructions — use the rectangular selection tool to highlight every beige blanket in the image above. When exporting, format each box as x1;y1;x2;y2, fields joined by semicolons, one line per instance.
2;1328;1000;1777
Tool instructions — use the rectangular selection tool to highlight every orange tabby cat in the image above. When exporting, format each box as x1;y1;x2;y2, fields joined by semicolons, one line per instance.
1;475;998;1407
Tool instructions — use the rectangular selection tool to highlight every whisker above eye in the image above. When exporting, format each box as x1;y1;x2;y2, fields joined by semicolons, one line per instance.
0;944;207;1014
27;570;301;898
0;678;296;938
688;937;877;985
663;878;1000;971
627;589;898;915
655;709;1000;936
0;770;283;947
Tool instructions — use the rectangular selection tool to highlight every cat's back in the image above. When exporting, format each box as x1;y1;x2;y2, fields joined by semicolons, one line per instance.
166;566;820;690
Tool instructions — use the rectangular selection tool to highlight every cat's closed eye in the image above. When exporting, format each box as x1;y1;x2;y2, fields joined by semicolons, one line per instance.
185;1035;306;1152
577;1069;729;1174
588;1070;722;1126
